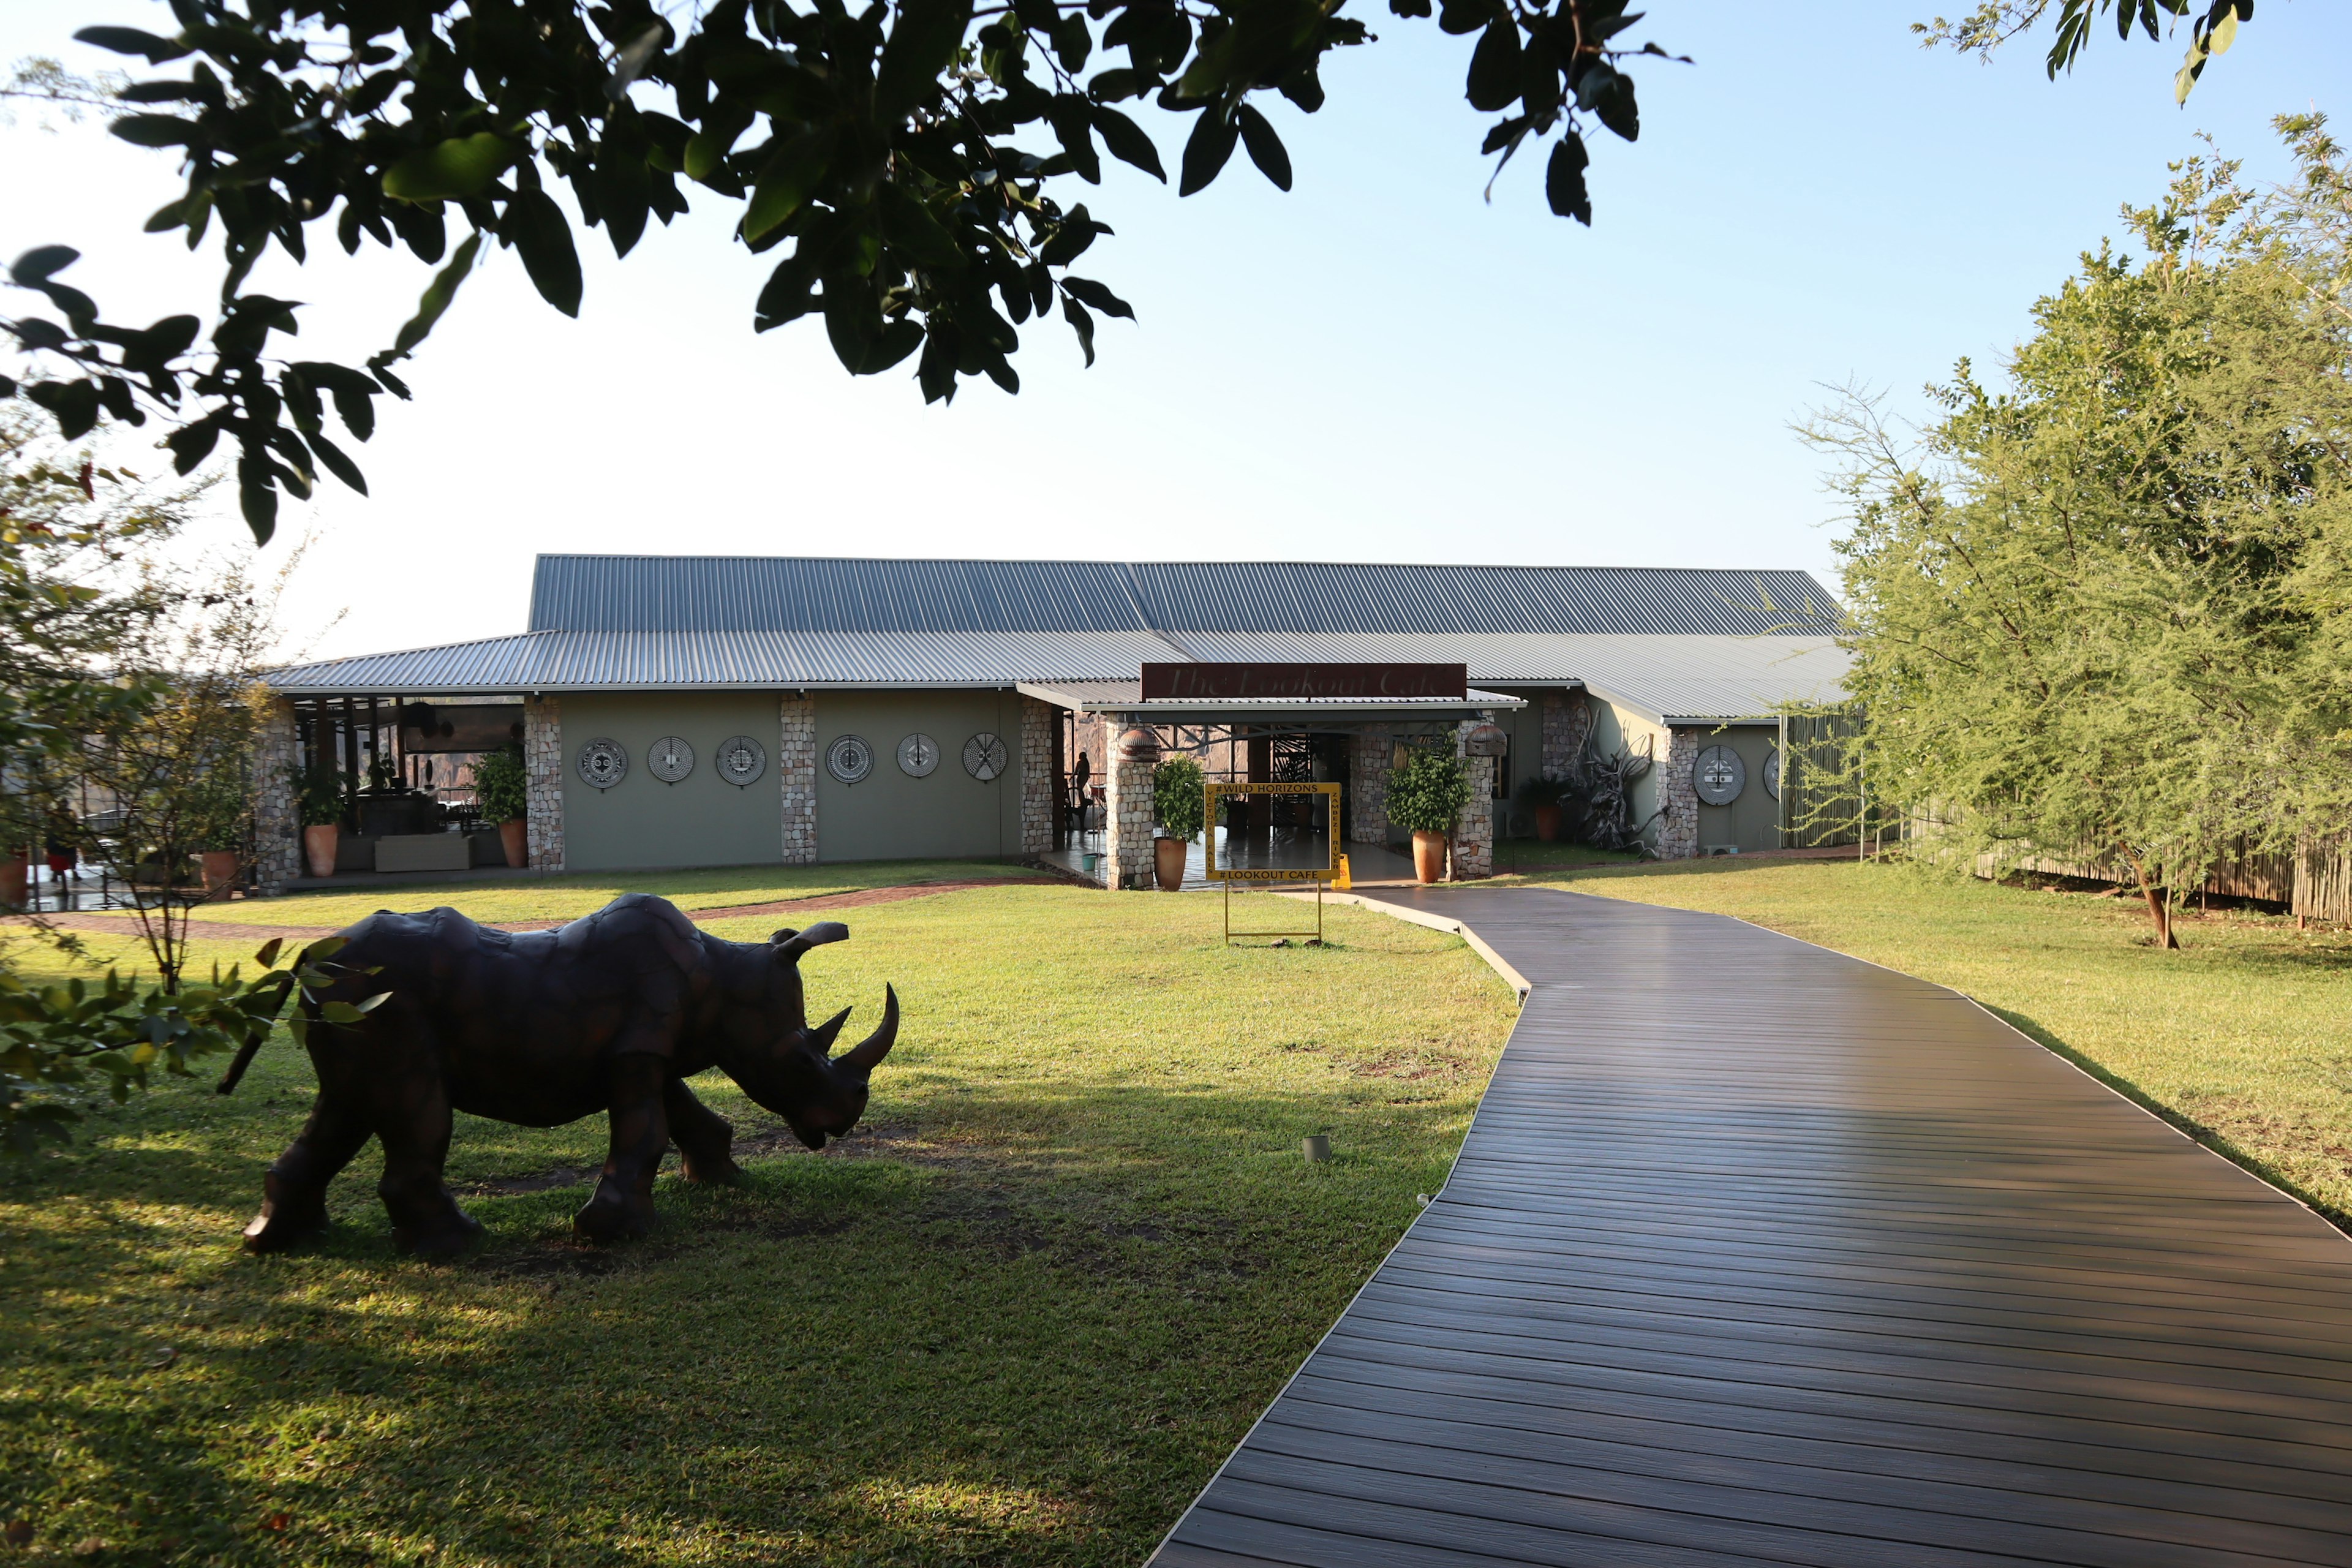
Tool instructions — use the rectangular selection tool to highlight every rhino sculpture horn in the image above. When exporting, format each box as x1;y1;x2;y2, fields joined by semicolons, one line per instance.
840;984;899;1076
807;1005;852;1055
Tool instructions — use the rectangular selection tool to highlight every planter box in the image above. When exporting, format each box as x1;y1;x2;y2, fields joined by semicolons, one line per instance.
374;833;472;873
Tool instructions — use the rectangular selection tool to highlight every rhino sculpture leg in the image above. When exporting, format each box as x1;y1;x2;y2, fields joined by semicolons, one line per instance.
575;1054;671;1244
243;1083;373;1253
663;1077;742;1185
371;1031;483;1260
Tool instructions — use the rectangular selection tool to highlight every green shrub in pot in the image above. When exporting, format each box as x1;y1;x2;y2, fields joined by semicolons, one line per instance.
474;743;528;824
1386;748;1471;834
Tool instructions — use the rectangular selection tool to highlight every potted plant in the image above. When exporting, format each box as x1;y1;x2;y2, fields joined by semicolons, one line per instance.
1386;748;1471;884
1515;774;1575;842
295;763;345;879
1152;756;1205;891
474;742;530;869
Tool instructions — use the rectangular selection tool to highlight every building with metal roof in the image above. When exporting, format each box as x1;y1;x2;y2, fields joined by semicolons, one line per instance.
260;557;1851;888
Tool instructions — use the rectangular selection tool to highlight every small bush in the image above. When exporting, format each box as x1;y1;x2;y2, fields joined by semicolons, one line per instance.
1153;756;1205;840
1386;748;1469;834
474;743;528;824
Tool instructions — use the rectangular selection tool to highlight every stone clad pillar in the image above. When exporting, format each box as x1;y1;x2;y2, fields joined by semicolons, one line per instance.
524;695;565;872
1349;727;1390;844
1656;725;1700;861
1103;725;1159;890
780;694;816;865
1540;690;1590;780
1019;695;1054;858
1453;718;1498;880
250;696;301;895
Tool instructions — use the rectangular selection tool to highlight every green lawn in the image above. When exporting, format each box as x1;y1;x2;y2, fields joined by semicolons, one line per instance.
174;858;1050;929
0;881;1516;1566
1511;854;2352;1229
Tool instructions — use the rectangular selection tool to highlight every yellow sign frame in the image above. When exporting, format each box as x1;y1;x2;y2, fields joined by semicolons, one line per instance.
1203;781;1343;883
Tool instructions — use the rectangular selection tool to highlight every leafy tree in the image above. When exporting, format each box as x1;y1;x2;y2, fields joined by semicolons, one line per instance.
1;0;1683;540
1807;122;2352;948
1917;1;2254;103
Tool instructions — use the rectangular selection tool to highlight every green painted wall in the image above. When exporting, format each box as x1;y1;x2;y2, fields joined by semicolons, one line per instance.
814;690;1024;862
562;693;785;871
1692;722;1781;854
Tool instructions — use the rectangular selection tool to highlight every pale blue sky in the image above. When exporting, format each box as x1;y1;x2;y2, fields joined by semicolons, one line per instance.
3;1;2346;659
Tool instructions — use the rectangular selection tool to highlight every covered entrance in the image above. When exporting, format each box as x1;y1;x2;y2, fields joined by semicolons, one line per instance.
1020;663;1523;889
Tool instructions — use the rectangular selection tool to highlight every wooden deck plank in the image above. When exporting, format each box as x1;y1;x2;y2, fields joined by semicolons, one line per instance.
1147;889;2352;1566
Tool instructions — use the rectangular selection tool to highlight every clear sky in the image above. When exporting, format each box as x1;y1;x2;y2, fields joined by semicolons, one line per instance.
4;1;2347;661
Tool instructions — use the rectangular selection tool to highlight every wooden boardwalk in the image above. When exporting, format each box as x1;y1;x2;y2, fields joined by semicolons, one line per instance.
1149;888;2352;1567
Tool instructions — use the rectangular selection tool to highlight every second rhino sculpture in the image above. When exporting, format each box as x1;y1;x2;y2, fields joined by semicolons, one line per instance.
230;892;898;1258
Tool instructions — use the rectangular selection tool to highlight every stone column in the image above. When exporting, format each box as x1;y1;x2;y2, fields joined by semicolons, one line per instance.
1348;727;1390;843
1655;724;1702;861
780;693;817;865
1019;695;1054;857
1540;689;1591;779
524;695;565;872
249;696;301;895
1103;725;1158;890
1452;720;1496;880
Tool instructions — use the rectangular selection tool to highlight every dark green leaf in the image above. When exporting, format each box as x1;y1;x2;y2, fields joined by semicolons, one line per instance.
744;129;833;243
1545;132;1591;225
9;246;78;286
308;430;368;496
236;453;279;545
26;380;100;441
1061;276;1134;320
72;25;188;61
254;938;285;969
1178;110;1238;197
1235;104;1292;190
876;0;975;116
382;135;519;203
1091;107;1165;181
390;232;482;358
1062;293;1096;367
1054;13;1093;72
110;115;200;149
1437;0;1493;38
505;189;582;316
166;418;220;474
1467;20;1522;112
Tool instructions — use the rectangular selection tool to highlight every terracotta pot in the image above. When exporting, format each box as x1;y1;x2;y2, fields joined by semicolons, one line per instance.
1155;835;1186;891
499;818;529;869
1;856;25;910
1412;829;1447;884
303;823;340;879
200;850;239;893
1534;804;1562;843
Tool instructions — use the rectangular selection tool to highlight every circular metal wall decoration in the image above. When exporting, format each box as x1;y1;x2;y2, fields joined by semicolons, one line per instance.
648;734;695;784
897;732;940;778
576;737;629;791
1692;744;1746;806
963;731;1008;782
826;733;874;785
1763;746;1782;802
715;734;767;788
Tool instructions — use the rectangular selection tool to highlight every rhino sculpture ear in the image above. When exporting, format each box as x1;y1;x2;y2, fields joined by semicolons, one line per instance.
773;921;849;962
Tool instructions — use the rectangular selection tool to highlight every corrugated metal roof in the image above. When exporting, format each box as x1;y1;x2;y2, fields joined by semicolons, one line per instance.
529;556;1153;633
1129;562;1841;636
1152;632;1850;723
267;629;1190;694
527;557;1843;636
274;557;1853;717
1015;680;1525;714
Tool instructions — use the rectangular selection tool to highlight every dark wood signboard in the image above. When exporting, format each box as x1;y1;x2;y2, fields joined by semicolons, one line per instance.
1139;663;1468;703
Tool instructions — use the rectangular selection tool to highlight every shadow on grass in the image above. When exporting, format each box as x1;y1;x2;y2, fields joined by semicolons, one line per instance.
0;1071;1471;1567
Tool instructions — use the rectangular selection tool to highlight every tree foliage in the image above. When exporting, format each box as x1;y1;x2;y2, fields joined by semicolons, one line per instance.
1385;745;1469;832
1916;0;2254;104
1809;118;2352;946
1;0;1683;541
1151;753;1204;840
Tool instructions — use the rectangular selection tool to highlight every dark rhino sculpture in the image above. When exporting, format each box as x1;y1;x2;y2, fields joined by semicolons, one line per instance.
235;892;897;1259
